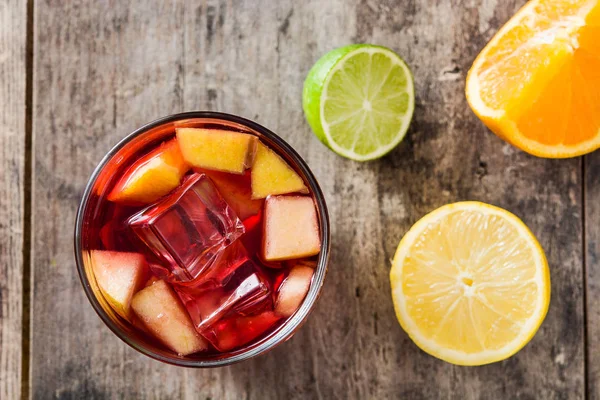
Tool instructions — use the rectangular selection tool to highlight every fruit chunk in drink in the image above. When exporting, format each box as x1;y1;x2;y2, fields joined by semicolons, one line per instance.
83;124;322;356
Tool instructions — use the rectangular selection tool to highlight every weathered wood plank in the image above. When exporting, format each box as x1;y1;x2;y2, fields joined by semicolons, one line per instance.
31;2;189;398
31;0;586;399
0;1;26;399
585;152;600;399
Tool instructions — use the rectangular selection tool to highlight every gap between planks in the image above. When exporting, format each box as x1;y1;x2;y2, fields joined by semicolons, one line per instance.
20;0;34;399
583;155;589;400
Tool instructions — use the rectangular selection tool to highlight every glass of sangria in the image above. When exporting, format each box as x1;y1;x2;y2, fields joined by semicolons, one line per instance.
74;112;330;367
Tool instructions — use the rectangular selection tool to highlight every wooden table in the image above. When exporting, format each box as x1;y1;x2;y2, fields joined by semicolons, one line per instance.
1;0;597;398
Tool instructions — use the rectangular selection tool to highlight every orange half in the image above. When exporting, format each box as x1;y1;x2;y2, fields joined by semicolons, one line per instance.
466;0;600;158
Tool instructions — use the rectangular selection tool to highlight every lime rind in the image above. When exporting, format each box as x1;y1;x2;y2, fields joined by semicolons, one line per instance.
303;45;364;146
303;44;415;162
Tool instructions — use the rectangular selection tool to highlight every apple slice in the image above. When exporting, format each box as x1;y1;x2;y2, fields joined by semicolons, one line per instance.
275;266;314;317
284;259;317;269
108;139;189;204
144;275;160;288
90;250;149;320
131;279;208;355
251;142;308;199
95;136;141;197
263;196;321;261
177;128;257;174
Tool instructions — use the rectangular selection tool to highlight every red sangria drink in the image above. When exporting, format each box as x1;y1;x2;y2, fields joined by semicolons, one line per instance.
75;112;329;366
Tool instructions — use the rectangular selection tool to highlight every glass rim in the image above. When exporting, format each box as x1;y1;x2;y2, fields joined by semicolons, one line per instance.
73;111;330;367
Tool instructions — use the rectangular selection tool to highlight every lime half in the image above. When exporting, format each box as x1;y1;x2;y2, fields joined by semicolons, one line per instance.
303;44;415;161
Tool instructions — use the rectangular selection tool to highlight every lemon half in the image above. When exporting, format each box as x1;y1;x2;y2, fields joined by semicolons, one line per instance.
390;202;550;366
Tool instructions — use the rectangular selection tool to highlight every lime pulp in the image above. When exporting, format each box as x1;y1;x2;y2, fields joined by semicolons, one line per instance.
303;44;415;161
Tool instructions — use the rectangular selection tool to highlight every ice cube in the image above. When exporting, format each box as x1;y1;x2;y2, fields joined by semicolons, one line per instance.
203;311;281;352
127;173;245;282
192;240;251;286
175;257;272;333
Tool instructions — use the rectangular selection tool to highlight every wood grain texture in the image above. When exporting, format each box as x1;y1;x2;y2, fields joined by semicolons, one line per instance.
31;2;188;399
30;0;587;399
0;1;25;399
585;152;600;400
